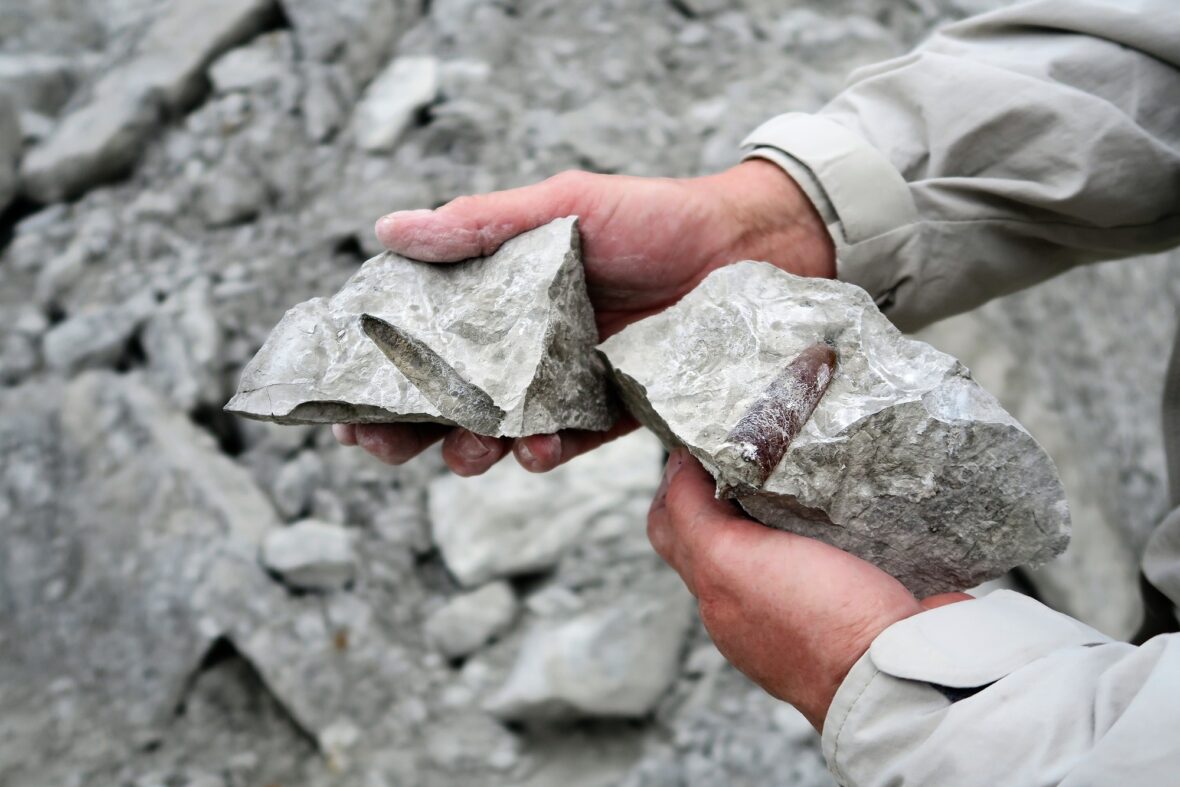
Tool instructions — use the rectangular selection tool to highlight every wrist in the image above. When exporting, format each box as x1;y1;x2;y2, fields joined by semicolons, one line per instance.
706;159;836;280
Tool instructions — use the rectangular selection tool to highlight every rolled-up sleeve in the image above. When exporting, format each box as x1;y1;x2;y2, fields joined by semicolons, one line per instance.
824;590;1180;786
743;0;1180;331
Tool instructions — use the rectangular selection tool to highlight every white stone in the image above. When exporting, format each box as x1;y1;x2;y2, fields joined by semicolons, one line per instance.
485;573;694;720
42;292;157;374
209;32;294;94
352;56;439;152
428;430;664;586
141;279;222;410
261;519;356;591
424;581;518;659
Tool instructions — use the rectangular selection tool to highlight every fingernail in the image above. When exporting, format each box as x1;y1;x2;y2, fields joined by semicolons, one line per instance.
456;432;493;461
378;209;433;231
653;449;686;507
517;435;560;469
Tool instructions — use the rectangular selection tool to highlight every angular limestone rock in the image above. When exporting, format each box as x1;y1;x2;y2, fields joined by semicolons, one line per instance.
260;519;356;591
428;431;664;587
424;581;519;659
599;262;1070;596
485;573;693;721
352;55;440;152
227;217;615;437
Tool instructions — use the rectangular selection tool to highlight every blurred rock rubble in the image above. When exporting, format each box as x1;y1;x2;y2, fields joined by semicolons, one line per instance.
1;0;1176;784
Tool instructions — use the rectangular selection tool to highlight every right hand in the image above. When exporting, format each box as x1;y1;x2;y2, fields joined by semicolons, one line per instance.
333;160;835;476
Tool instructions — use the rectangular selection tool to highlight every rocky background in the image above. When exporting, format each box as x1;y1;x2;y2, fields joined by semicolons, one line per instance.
1;0;1177;785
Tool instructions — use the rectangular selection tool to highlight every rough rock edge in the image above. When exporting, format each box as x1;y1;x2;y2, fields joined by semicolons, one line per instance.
599;263;1071;596
226;217;616;437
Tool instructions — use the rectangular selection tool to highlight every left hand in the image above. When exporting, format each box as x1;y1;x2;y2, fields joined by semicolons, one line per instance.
647;449;970;730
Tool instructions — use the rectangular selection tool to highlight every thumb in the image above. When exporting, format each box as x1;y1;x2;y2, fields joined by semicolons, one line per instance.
375;174;581;262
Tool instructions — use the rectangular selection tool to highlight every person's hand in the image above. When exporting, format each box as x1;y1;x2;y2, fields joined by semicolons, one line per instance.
647;449;971;731
334;161;836;476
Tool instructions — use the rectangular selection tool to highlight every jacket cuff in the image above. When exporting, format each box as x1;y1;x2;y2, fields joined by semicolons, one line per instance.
821;590;1111;781
740;112;919;310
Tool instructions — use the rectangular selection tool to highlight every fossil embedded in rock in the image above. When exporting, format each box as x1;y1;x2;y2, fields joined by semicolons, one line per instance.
715;341;837;496
599;262;1071;596
225;217;616;437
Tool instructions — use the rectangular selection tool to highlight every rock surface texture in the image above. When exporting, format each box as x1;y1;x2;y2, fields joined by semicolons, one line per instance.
226;216;615;437
5;0;1169;783
600;263;1071;596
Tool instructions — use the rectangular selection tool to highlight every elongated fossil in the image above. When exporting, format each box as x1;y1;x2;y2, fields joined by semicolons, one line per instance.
714;341;837;495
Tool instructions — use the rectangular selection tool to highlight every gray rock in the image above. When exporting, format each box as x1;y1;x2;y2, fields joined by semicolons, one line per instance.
424;581;519;659
21;88;160;203
260;519;356;591
0;372;279;778
299;64;350;142
0;92;20;214
599;262;1070;596
35;241;88;306
209;32;295;94
271;450;326;520
423;713;519;772
43;291;157;374
428;430;664;586
142;279;222;411
0;53;84;116
279;0;400;86
21;0;276;202
195;162;270;227
485;573;694;720
351;56;439;152
0;306;46;384
226;217;615;437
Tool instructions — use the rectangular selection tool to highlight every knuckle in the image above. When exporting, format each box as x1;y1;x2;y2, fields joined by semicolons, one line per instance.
646;511;671;559
695;588;734;633
357;428;407;464
548;169;591;189
444;193;480;212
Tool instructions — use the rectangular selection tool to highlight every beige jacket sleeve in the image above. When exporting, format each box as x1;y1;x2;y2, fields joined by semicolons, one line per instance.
742;0;1180;332
740;1;1180;784
824;591;1180;787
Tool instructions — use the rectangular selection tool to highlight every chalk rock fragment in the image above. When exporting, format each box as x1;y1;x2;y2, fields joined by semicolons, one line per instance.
352;56;439;152
485;573;693;721
599;262;1070;596
425;581;519;659
226;217;615;437
261;519;356;591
